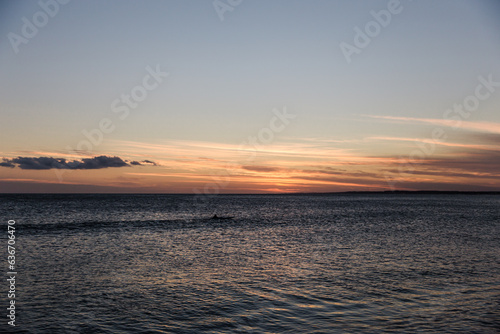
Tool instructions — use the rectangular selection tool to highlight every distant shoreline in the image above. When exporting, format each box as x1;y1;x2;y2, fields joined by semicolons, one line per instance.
292;190;500;195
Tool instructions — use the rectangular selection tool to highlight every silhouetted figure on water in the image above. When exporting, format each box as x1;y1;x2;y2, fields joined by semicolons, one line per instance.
210;214;233;220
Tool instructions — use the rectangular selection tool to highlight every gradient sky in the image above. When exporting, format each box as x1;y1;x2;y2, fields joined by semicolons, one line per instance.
1;0;500;193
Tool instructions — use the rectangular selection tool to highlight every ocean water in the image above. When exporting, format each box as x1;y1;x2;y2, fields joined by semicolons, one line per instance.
1;194;499;333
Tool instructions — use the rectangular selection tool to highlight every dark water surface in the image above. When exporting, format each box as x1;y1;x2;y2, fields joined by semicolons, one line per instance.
1;194;499;333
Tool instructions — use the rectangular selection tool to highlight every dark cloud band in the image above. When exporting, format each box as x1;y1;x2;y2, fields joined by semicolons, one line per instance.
0;156;157;170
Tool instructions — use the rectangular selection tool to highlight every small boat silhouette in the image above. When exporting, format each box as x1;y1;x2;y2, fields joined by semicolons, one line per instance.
210;214;234;220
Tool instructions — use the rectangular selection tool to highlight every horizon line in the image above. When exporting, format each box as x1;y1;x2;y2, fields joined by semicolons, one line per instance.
1;190;499;195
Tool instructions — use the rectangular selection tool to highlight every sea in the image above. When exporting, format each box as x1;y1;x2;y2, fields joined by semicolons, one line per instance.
1;193;499;333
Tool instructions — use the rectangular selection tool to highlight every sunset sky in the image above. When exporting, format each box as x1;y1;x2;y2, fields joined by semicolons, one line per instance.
1;0;499;193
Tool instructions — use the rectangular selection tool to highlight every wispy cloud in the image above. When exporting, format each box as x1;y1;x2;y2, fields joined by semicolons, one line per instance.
366;115;500;134
369;136;499;151
241;165;283;173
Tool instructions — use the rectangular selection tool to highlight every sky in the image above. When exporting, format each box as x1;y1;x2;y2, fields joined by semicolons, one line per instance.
1;0;500;193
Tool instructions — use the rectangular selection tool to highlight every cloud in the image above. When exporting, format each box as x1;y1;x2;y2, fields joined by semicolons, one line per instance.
468;132;500;145
365;115;500;134
9;157;72;170
377;146;500;173
141;160;158;165
129;160;158;166
241;165;282;173
369;136;498;151
422;149;500;174
0;156;158;170
0;160;15;168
